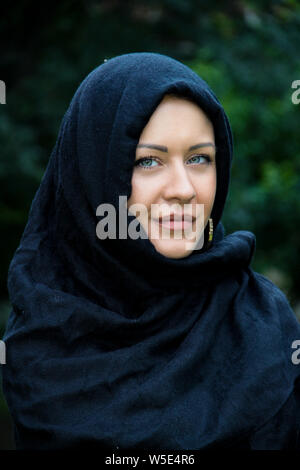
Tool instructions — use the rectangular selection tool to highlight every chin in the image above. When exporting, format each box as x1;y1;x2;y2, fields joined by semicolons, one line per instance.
151;240;194;259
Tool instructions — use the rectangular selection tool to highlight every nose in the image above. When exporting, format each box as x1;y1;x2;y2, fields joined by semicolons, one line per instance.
163;161;196;202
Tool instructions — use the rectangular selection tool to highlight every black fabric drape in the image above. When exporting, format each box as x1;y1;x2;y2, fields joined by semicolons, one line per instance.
2;52;300;450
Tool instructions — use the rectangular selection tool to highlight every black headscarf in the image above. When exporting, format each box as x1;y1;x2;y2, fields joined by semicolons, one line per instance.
2;52;300;450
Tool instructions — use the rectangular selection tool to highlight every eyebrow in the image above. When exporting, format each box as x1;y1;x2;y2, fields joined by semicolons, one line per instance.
136;142;216;152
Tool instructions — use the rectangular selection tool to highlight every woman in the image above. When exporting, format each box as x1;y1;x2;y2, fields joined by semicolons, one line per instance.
2;52;300;450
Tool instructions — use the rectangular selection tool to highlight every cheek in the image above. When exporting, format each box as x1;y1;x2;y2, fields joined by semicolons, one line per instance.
128;175;155;210
208;173;217;204
195;172;216;206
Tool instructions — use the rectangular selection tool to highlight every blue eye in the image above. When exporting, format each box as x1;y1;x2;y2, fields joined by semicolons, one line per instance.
134;154;212;170
134;157;159;169
188;155;211;164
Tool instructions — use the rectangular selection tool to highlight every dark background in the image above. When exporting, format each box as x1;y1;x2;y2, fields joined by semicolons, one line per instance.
1;0;299;450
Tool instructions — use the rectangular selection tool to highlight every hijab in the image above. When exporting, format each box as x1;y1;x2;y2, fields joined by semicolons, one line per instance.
2;52;300;450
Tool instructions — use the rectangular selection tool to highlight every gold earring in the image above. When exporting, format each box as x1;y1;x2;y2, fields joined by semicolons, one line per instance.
207;218;213;246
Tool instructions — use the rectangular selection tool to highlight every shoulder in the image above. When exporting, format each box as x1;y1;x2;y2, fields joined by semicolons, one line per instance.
248;269;289;300
251;270;290;299
251;268;300;331
237;268;300;371
243;268;296;321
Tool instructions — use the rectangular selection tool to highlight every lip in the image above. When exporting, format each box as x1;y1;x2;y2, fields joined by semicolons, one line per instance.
153;213;196;231
159;213;195;222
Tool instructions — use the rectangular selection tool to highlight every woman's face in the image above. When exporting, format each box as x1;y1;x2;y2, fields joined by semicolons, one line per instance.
127;94;217;259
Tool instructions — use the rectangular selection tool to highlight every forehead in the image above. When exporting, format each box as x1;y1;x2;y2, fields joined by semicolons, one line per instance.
139;94;215;141
157;93;203;110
